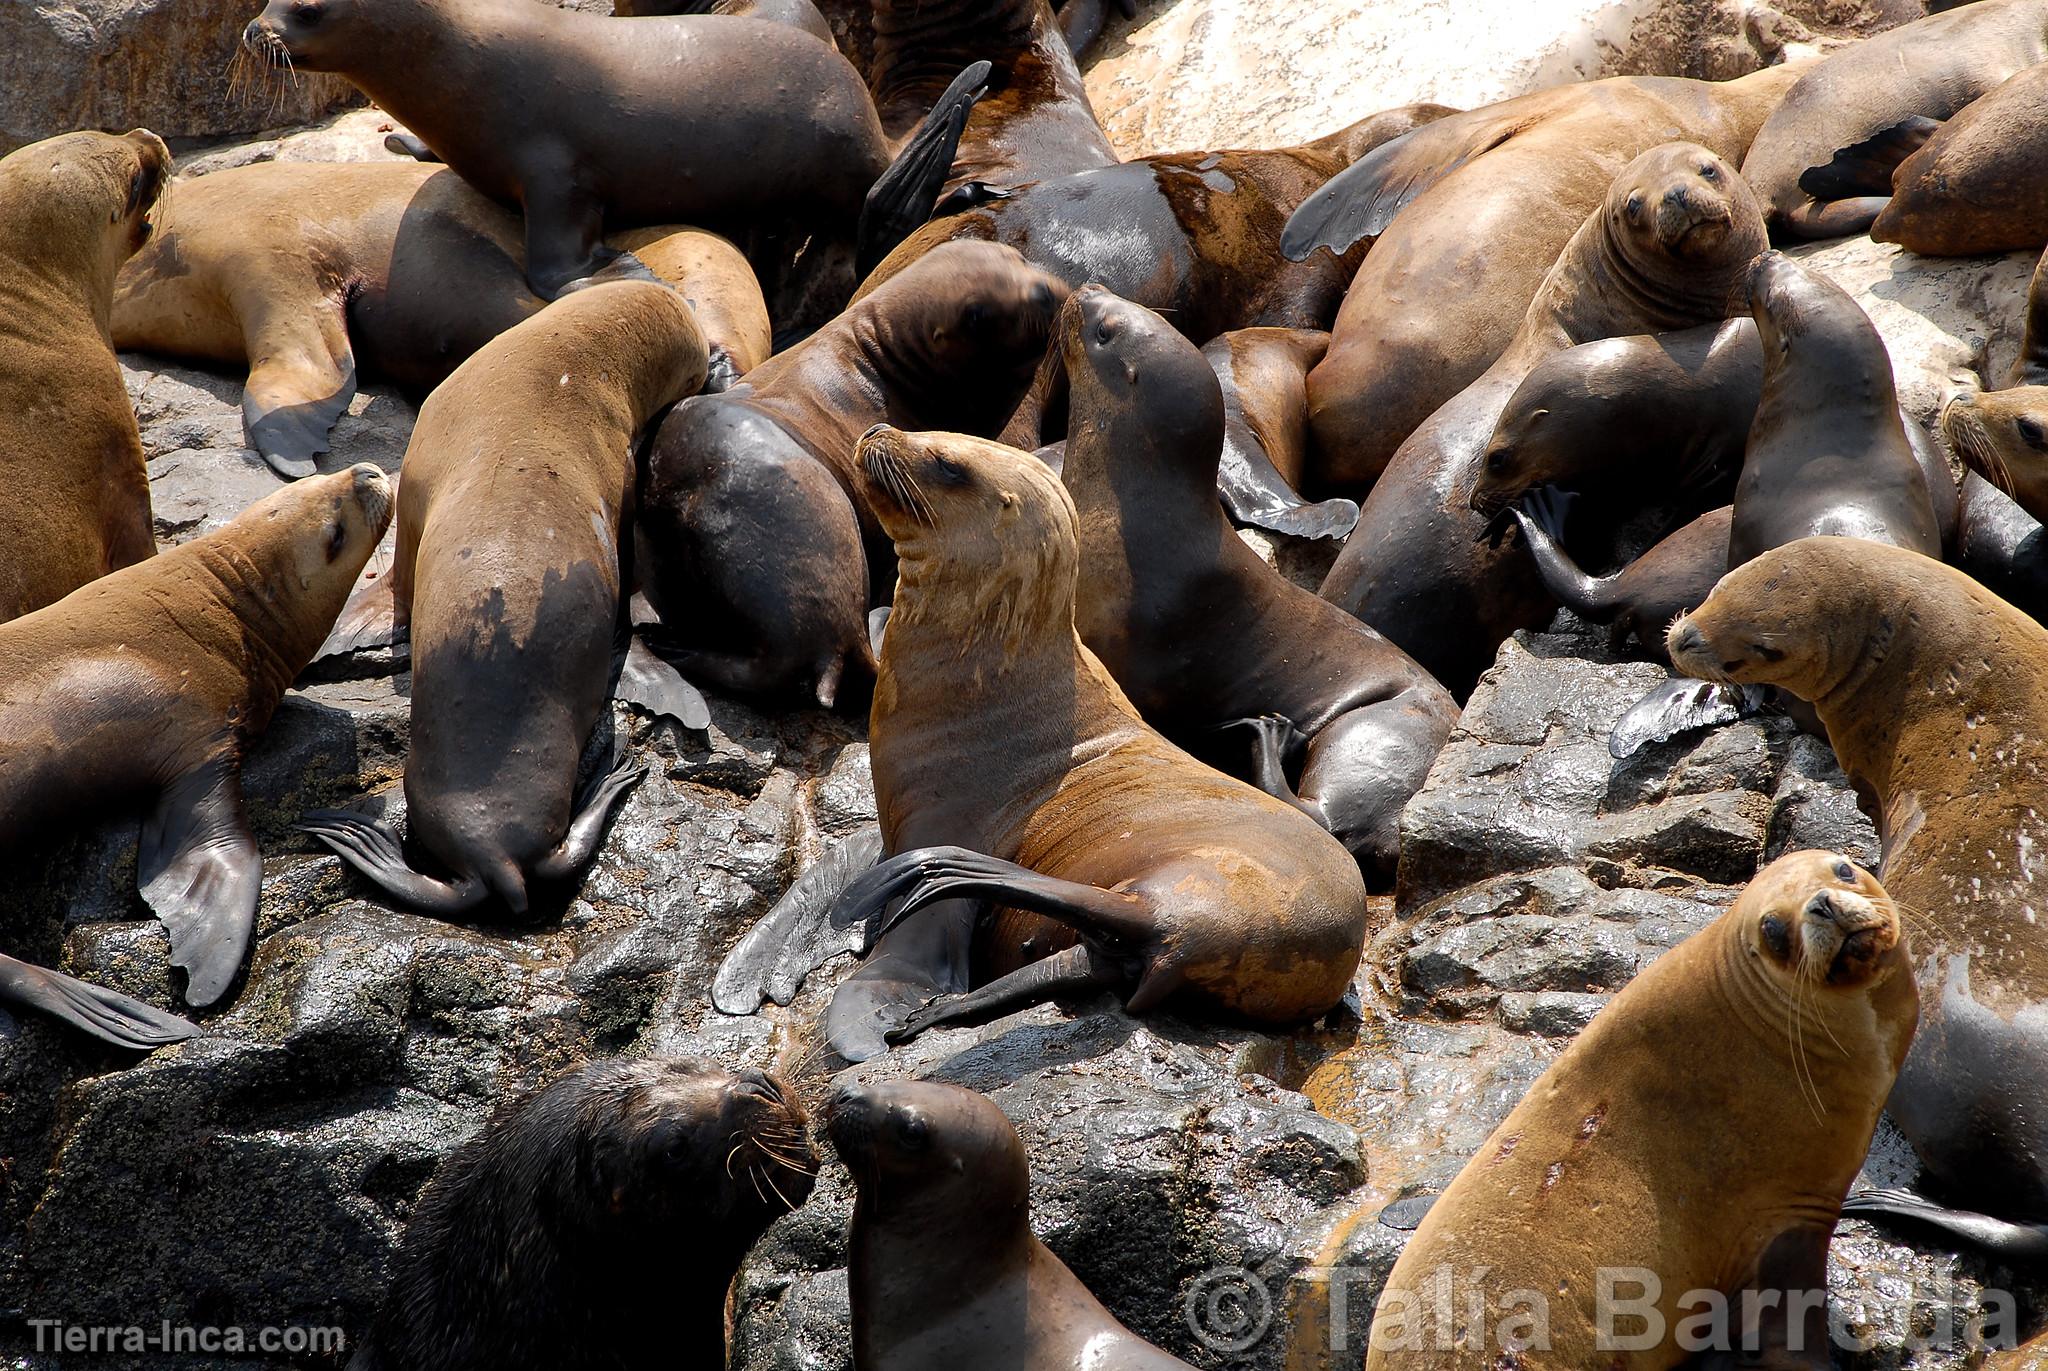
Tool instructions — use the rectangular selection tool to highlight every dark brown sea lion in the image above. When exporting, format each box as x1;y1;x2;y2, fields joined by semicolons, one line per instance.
610;0;832;43
1318;142;1768;696
353;1058;816;1371
1668;538;2048;1259
1512;496;1735;662
1051;0;1133;59
818;425;1369;1061
302;283;707;916
1743;0;2048;239
0;464;392;1044
830;1079;1196;1370
635;240;1065;708
112;160;770;477
1872;62;2048;255
1056;288;1456;884
1284;65;1803;491
0;129;168;621
1202;327;1359;539
1366;849;1916;1369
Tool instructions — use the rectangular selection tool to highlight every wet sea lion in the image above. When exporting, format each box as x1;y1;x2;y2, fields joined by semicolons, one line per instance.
353;1058;816;1371
1051;0;1132;59
112;161;770;477
1367;849;1916;1368
1283;65;1802;491
1056;288;1456;883
1667;538;2048;1252
1513;496;1734;662
1319;142;1768;696
1954;471;2048;624
1872;62;2048;256
0;464;393;1045
636;240;1065;708
302;282;708;916
1743;0;2048;239
1203;327;1359;540
830;1079;1195;1370
816;425;1369;1061
0;129;168;621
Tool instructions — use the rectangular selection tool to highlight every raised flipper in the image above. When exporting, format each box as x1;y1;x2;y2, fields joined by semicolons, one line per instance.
1281;110;1530;260
382;132;441;162
931;181;1013;219
857;61;993;277
1840;1188;2048;1259
1798;116;1941;203
297;810;490;915
530;752;647;881
138;756;261;1008
885;942;1124;1045
1218;714;1315;814
1218;435;1359;540
867;606;891;657
0;954;198;1050
1608;677;1770;760
712;823;885;1014
1509;487;1620;621
612;634;711;732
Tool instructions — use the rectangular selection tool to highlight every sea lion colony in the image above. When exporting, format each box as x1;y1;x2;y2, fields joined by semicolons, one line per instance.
13;0;2048;1364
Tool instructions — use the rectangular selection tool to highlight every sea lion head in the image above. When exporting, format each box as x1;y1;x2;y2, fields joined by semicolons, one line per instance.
1471;337;1637;516
1606;142;1761;268
216;463;394;674
883;240;1067;382
827;1079;1028;1218
0;130;171;288
1058;284;1224;466
1664;536;1885;701
243;0;363;72
1737;850;1904;991
1942;386;2048;519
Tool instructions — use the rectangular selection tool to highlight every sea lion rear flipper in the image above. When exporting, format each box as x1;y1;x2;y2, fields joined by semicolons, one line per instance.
1215;715;1321;818
382;131;441;163
1607;678;1770;759
1776;196;1893;242
1280;112;1528;260
833;844;1153;956
138;758;261;1009
856;61;993;277
532;753;648;880
0;954;199;1050
712;823;885;1014
884;942;1123;1045
237;284;358;480
613;634;712;731
298;810;490;915
1798;116;1941;204
1839;1188;2048;1259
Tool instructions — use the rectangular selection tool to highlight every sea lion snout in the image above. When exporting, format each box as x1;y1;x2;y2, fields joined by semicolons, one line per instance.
1666;617;1709;668
349;463;393;536
1654;179;1734;253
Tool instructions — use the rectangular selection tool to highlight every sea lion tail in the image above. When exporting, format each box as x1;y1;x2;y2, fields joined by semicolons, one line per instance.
856;60;993;278
712;823;884;1014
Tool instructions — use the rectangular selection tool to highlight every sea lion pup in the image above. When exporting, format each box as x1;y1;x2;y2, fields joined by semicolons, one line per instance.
242;0;976;299
352;1058;816;1371
1318;142;1768;697
815;426;1369;1061
1367;849;1915;1370
1872;62;2048;256
0;464;392;1045
830;1079;1196;1371
0;129;168;622
1056;288;1456;884
1743;0;2048;240
112;161;771;477
1203;327;1360;540
635;240;1065;709
1666;538;2048;1257
302;283;707;917
1282;65;1801;492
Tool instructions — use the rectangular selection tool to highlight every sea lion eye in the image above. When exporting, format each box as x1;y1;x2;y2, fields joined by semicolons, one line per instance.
1751;643;1785;663
326;521;348;561
2019;415;2048;450
290;0;322;20
1624;193;1644;222
932;455;970;485
1699;163;1718;180
897;1114;929;1150
1833;860;1856;882
1760;916;1792;959
1486;448;1510;473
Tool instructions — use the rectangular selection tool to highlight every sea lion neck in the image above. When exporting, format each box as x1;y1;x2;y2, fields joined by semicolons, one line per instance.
322;0;507;118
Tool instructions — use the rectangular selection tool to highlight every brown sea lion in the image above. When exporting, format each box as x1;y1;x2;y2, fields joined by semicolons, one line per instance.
1202;327;1359;539
635;240;1065;709
1513;496;1735;663
1284;65;1803;491
301;282;707;916
1668;538;2048;1257
112;160;770;477
1872;62;2048;255
0;463;392;1044
1319;142;1768;696
609;0;832;43
1943;244;2048;525
1056;288;1456;883
1366;849;1916;1369
830;1079;1196;1370
1743;0;2048;240
0;129;168;621
353;1058;816;1371
816;425;1369;1062
1051;0;1133;59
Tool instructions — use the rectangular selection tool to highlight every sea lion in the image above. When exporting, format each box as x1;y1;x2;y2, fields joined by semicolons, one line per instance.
1954;471;2048;624
241;0;969;298
1056;288;1457;883
1872;61;2048;255
302;282;708;916
815;425;1369;1062
0;463;392;1045
1947;391;2048;525
610;0;833;43
1366;848;1916;1369
635;240;1065;708
112;160;771;477
1283;64;1803;491
1743;0;2048;240
1513;496;1735;663
830;1079;1195;1371
1203;327;1360;540
0;129;168;621
1667;538;2048;1253
1051;0;1132;59
353;1058;816;1371
1319;142;1768;696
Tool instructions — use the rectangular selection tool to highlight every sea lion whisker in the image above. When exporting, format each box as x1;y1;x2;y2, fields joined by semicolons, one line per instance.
754;1161;798;1212
1786;980;1827;1123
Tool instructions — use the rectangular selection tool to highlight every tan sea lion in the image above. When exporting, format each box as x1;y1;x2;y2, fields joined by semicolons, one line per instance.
1871;61;2048;256
0;129;168;621
1944;244;2048;524
1367;849;1916;1369
302;282;707;916
112;160;769;477
0;463;393;1044
1667;538;2048;1256
830;1079;1196;1370
816;425;1369;1062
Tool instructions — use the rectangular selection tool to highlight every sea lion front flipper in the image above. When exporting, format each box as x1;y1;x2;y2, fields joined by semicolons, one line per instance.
1280;111;1528;260
866;606;891;657
1717;1227;1833;1370
237;285;358;480
884;943;1122;1045
612;634;712;731
138;757;262;1008
521;170;613;300
0;954;199;1050
531;753;648;880
1607;677;1770;760
856;61;993;277
1776;195;1893;242
712;823;885;1014
1509;488;1620;622
1217;436;1359;540
382;131;441;163
1839;1188;2048;1259
298;810;490;915
1798;115;1941;204
315;530;404;661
